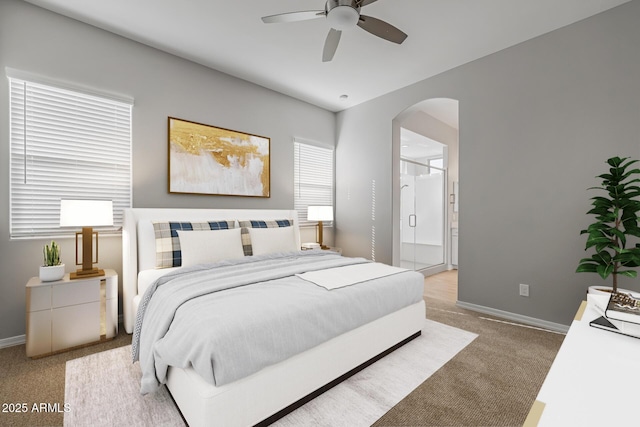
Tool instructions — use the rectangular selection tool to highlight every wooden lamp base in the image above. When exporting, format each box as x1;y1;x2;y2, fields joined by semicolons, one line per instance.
70;227;104;280
316;221;329;250
70;268;105;280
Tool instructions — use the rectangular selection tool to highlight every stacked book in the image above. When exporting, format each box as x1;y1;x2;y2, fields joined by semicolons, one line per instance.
588;291;640;338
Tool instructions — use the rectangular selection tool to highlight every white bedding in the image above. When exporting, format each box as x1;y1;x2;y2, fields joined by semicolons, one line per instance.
122;208;426;427
124;208;302;334
133;251;424;392
137;267;178;296
166;300;425;427
296;261;409;290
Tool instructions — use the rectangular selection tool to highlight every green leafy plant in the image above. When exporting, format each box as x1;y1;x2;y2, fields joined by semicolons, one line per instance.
43;240;61;267
576;157;640;293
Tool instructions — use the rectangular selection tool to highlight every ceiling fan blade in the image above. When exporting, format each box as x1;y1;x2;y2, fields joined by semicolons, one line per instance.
357;0;379;6
261;10;325;24
357;15;408;44
322;29;342;62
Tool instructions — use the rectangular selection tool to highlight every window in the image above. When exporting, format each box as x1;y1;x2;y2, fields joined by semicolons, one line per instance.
293;139;334;227
8;72;132;238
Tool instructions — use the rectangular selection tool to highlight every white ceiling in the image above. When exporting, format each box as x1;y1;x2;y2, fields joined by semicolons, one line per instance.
401;128;444;160
24;0;629;113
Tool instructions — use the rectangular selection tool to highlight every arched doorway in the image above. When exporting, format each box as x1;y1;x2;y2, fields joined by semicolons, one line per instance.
392;98;459;278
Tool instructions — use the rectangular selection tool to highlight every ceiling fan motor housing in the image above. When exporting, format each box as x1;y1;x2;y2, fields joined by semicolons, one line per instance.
326;0;361;30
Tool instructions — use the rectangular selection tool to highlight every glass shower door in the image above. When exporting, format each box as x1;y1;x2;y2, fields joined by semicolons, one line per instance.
400;160;445;271
400;169;416;269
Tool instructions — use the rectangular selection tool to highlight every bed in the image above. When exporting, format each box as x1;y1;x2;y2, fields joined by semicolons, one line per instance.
123;208;426;426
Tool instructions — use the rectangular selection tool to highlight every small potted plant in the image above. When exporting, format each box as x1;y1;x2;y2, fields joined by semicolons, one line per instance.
40;240;65;282
576;156;640;294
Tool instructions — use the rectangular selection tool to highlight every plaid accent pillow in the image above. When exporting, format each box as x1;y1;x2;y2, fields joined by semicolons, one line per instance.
152;220;235;268
238;219;293;256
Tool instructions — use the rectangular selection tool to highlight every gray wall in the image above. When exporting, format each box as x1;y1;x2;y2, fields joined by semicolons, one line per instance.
336;0;640;326
0;0;335;340
3;0;640;341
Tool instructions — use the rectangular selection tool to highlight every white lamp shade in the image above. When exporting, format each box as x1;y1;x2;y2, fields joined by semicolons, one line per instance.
60;199;113;227
307;206;334;221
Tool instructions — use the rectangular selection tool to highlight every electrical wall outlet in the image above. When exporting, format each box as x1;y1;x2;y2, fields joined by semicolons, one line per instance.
519;283;530;297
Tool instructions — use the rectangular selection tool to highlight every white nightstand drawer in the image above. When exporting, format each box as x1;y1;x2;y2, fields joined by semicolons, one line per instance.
27;286;51;312
26;310;52;356
52;280;99;308
52;302;100;351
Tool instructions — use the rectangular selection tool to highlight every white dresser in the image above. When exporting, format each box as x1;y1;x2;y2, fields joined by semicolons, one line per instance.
25;269;118;358
525;299;640;426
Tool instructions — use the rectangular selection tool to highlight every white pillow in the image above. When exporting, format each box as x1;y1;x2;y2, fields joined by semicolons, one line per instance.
177;228;244;267
248;226;298;256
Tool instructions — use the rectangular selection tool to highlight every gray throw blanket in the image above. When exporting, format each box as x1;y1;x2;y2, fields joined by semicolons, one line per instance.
132;251;423;394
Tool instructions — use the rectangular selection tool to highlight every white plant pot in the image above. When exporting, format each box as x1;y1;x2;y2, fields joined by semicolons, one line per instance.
39;264;65;282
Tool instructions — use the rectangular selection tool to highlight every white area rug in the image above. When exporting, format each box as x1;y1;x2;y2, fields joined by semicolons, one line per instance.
64;320;476;427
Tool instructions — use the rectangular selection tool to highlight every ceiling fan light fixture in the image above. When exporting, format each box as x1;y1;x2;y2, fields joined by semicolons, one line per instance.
262;0;407;62
326;5;359;30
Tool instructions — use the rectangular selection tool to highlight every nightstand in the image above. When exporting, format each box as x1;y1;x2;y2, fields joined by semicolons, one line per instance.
25;269;118;358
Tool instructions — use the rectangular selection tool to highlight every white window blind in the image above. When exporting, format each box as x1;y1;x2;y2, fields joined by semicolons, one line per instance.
294;139;334;227
9;76;132;238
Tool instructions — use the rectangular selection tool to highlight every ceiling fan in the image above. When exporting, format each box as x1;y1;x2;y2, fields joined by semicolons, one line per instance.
261;0;408;62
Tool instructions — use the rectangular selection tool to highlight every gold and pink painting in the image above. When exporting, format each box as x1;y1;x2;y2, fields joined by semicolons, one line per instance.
168;117;270;197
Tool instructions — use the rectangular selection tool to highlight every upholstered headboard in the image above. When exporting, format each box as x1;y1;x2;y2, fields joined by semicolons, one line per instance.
122;208;300;333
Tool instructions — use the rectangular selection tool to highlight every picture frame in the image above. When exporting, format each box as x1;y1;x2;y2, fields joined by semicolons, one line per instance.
168;117;270;197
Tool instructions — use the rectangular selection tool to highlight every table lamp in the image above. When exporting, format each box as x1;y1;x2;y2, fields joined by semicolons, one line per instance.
60;199;113;279
307;205;333;250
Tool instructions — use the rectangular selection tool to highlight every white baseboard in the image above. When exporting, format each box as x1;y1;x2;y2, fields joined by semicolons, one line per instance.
419;264;449;277
456;301;569;334
0;334;26;349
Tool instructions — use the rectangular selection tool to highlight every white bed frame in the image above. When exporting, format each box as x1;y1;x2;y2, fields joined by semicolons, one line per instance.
122;208;425;427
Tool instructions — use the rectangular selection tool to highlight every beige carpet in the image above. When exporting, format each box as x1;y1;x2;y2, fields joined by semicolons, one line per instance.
373;298;566;426
64;319;476;427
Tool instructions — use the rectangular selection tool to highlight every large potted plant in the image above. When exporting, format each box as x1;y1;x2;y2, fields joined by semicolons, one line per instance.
576;156;640;294
40;240;65;282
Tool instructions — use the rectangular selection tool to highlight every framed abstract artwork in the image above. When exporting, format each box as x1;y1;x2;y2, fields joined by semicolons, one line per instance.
168;117;270;197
